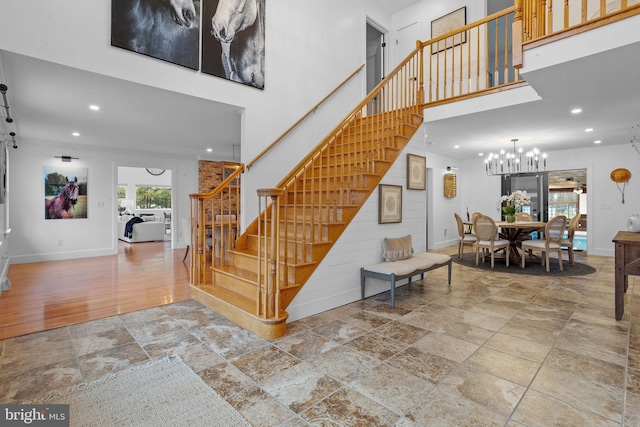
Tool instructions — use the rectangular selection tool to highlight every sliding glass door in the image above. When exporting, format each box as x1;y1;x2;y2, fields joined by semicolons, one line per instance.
501;173;549;222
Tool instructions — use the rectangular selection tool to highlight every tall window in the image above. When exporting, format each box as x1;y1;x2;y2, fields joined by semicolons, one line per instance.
136;186;171;209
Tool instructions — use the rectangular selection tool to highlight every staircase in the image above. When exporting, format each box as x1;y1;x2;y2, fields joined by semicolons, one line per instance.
190;101;423;339
188;5;528;339
189;0;640;338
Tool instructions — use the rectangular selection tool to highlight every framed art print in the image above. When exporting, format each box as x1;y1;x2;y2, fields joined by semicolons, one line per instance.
379;184;402;224
111;0;200;70
431;7;467;54
407;154;426;190
201;0;266;89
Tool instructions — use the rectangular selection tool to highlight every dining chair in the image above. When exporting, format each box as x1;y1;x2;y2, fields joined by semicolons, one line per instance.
561;213;581;265
521;215;567;272
515;212;532;221
454;213;476;259
472;214;510;268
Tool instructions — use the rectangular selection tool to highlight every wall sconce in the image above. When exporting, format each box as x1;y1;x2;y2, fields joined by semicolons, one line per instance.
446;166;458;171
9;132;17;149
0;84;13;123
55;155;79;162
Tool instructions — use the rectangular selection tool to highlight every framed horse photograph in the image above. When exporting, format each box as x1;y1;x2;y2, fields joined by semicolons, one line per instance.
201;0;265;89
111;0;201;70
44;166;88;220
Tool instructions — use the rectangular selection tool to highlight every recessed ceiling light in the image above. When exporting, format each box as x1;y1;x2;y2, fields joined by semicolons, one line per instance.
72;132;80;137
585;128;593;132
206;148;213;152
89;105;100;111
594;140;602;144
478;153;484;156
571;108;582;114
454;145;460;149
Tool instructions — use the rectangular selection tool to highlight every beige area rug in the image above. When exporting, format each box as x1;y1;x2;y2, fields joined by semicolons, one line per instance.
45;355;250;427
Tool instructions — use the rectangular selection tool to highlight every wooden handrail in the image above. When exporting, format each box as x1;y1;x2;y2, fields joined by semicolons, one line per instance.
418;6;516;50
190;164;244;198
269;51;422;193
520;0;640;44
246;64;365;170
189;164;244;283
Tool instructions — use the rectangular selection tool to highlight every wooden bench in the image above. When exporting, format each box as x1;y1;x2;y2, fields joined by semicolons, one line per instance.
360;235;452;308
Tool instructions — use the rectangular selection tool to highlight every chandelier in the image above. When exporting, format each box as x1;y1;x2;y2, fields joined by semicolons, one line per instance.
484;139;547;176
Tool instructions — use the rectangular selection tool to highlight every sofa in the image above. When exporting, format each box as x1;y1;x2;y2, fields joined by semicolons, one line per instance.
118;214;166;243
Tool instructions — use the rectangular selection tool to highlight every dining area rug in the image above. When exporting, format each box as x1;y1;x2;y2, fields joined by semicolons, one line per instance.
452;252;597;276
44;355;251;427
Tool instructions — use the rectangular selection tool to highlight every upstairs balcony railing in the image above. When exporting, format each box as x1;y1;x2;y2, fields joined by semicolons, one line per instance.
521;0;640;45
418;6;523;107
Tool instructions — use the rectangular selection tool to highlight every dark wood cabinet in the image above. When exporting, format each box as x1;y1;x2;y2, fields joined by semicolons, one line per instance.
612;231;640;320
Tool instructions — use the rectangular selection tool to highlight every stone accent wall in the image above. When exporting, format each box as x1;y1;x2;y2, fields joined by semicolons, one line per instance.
197;160;241;221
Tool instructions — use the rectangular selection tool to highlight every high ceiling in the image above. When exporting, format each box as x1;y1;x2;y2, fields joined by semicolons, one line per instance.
0;51;242;161
1;5;638;165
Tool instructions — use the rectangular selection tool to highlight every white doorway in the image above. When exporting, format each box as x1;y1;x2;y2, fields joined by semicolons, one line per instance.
117;166;173;246
366;20;386;94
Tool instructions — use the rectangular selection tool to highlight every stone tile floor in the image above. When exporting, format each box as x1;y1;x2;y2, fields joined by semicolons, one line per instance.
1;247;639;426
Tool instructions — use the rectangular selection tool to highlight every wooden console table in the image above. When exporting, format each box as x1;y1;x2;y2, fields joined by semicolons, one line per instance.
612;231;640;320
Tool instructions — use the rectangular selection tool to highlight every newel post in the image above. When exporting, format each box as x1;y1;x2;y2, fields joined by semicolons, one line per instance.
416;40;425;107
512;0;524;69
256;188;283;319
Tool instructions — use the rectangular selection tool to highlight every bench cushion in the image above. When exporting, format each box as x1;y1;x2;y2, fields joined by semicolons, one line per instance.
414;252;451;265
363;261;416;276
395;257;436;270
382;235;414;261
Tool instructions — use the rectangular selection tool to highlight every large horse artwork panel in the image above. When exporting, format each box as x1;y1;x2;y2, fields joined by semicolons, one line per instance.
111;0;201;70
44;167;88;220
202;0;265;89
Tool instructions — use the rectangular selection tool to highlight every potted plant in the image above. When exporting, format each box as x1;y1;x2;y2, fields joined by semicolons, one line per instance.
501;190;531;223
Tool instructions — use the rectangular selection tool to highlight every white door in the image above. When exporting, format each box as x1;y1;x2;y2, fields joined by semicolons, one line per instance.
394;20;420;65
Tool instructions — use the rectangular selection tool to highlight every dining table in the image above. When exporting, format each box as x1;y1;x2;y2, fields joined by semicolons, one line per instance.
495;220;547;265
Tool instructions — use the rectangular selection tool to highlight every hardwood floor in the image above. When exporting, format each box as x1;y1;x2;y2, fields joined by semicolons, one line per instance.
0;241;191;340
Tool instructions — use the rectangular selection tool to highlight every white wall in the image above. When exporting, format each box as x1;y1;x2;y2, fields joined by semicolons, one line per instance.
9;138;197;263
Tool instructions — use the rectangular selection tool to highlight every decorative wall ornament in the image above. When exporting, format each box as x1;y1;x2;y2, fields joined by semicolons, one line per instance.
378;184;402;224
444;173;457;198
611;168;631;204
407;154;426;190
431;7;466;54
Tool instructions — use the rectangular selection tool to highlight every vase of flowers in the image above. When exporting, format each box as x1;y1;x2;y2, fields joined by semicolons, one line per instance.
501;190;531;223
